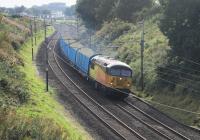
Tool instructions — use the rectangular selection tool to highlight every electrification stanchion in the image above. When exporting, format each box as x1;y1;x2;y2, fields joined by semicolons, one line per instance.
139;19;145;91
44;18;52;92
34;17;37;46
46;67;49;92
30;19;34;61
44;18;49;92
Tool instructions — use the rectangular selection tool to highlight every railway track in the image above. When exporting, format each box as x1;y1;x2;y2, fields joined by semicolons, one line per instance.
48;34;145;140
124;96;200;140
107;90;194;140
44;26;200;140
117;102;190;140
53;50;190;140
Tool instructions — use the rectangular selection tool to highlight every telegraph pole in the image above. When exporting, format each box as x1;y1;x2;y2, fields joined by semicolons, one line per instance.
34;17;37;46
44;18;48;92
44;18;47;43
30;19;34;61
140;20;145;91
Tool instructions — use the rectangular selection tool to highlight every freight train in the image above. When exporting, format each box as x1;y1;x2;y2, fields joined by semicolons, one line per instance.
59;38;133;98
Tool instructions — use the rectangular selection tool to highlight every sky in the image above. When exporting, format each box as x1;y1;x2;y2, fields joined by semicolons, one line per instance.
0;0;76;8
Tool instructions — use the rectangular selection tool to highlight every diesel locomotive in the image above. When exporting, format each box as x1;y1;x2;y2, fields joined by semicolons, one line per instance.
59;38;133;98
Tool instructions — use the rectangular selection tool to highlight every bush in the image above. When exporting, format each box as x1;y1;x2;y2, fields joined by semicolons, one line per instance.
0;61;29;106
9;15;22;18
11;41;20;51
0;78;9;89
15;86;29;104
94;20;131;46
0;111;68;140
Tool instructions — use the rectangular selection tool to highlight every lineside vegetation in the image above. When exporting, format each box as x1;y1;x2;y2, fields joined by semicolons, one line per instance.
76;0;200;128
0;15;91;140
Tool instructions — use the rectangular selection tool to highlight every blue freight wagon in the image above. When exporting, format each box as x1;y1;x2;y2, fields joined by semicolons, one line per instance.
59;39;99;77
60;39;81;65
75;48;97;76
60;39;69;59
59;37;132;99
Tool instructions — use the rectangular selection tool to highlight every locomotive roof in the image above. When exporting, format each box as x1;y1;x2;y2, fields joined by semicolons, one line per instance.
92;55;131;69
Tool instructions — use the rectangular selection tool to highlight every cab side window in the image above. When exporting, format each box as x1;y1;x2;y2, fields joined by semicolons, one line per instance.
91;62;94;69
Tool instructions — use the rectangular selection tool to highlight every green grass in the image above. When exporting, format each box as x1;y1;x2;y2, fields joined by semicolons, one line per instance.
6;27;92;140
0;17;90;139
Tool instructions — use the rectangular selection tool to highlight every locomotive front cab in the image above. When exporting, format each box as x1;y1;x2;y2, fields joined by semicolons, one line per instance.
107;65;133;92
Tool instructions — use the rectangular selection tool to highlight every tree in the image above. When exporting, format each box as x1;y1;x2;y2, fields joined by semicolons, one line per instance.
94;0;115;24
158;0;169;8
76;0;152;28
14;6;26;15
160;0;200;61
113;0;152;21
76;0;99;28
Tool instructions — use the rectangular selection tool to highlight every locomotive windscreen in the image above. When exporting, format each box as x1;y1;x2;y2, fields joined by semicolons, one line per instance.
109;68;132;77
121;69;132;77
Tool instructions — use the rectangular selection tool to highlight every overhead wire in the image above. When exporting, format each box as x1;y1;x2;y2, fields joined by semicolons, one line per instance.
155;70;198;84
175;55;200;67
142;98;200;115
144;67;200;94
166;63;200;74
55;44;200;116
156;76;200;94
144;64;200;80
158;66;200;79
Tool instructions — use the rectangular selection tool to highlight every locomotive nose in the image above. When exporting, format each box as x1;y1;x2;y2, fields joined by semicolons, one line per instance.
109;77;131;89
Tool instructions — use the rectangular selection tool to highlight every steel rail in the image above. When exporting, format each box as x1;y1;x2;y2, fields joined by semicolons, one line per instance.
47;35;146;140
48;36;191;140
48;38;191;140
123;101;191;140
117;104;173;140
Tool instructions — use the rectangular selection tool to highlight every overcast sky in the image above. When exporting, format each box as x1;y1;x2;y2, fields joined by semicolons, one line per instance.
0;0;76;8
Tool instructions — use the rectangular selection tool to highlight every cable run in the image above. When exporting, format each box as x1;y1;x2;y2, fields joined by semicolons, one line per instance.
157;76;200;94
156;71;199;83
145;65;200;80
144;99;200;115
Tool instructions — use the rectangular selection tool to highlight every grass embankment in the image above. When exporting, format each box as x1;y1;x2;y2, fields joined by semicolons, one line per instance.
92;15;200;128
0;20;91;139
17;29;91;139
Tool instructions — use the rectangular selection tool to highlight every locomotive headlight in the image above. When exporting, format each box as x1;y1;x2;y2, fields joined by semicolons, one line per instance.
110;82;113;85
120;78;122;80
127;84;130;87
